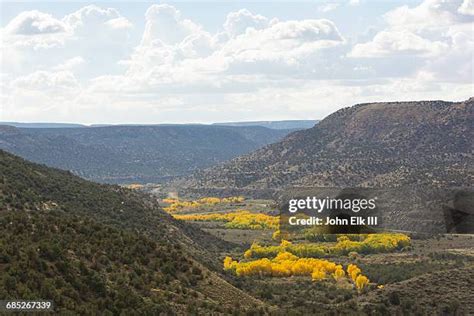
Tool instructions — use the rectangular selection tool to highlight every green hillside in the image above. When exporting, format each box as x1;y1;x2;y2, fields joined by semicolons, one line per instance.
0;150;261;314
183;98;473;189
0;124;291;184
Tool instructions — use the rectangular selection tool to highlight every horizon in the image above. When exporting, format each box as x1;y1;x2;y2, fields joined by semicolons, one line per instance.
0;118;319;126
1;96;471;126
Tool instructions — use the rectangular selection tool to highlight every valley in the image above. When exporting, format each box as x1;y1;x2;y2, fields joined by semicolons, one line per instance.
1;99;472;314
3;147;472;314
155;194;474;314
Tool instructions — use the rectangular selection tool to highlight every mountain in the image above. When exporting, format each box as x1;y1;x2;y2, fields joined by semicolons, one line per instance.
0;122;85;128
183;98;473;189
0;124;291;184
0;121;318;130
213;120;318;130
0;150;260;313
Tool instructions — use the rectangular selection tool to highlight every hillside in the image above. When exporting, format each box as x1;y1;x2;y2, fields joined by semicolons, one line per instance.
0;150;261;313
183;98;473;189
357;265;474;314
0;124;291;184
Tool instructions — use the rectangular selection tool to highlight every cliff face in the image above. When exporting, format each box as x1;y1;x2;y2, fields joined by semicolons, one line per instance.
184;98;473;189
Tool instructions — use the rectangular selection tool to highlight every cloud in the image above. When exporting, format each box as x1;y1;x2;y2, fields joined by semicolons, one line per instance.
318;3;340;13
1;5;133;79
141;4;201;45
3;72;82;123
119;8;345;95
2;5;133;49
349;0;473;83
1;3;472;124
63;5;132;32
1;11;70;49
223;9;270;37
11;70;79;91
4;10;68;35
105;17;133;30
62;5;133;50
384;0;473;32
2;6;133;50
348;0;361;6
350;30;448;57
458;0;474;15
52;56;85;71
221;19;343;56
217;19;345;76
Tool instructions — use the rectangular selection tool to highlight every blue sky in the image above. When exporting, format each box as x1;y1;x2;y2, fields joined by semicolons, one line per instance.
1;0;473;124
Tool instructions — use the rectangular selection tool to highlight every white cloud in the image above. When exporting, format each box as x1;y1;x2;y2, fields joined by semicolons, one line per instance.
118;9;345;95
458;0;474;15
62;5;133;50
1;3;472;124
2;70;81;122
318;3;340;13
217;19;345;77
223;9;270;37
11;70;79;91
52;56;85;71
384;0;473;32
220;19;343;57
105;17;133;30
348;0;361;6
4;10;68;35
141;4;201;45
2;6;133;51
349;0;473;84
1;5;133;79
350;30;448;57
63;5;132;31
1;11;70;49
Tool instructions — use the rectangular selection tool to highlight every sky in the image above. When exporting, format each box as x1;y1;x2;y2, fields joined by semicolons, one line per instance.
1;0;473;124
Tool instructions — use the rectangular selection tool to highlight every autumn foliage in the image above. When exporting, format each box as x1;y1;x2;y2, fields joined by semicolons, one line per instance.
173;210;278;230
162;196;245;213
244;234;411;259
224;252;369;290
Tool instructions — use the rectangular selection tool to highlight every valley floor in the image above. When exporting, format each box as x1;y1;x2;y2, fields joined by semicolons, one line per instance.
162;196;474;315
